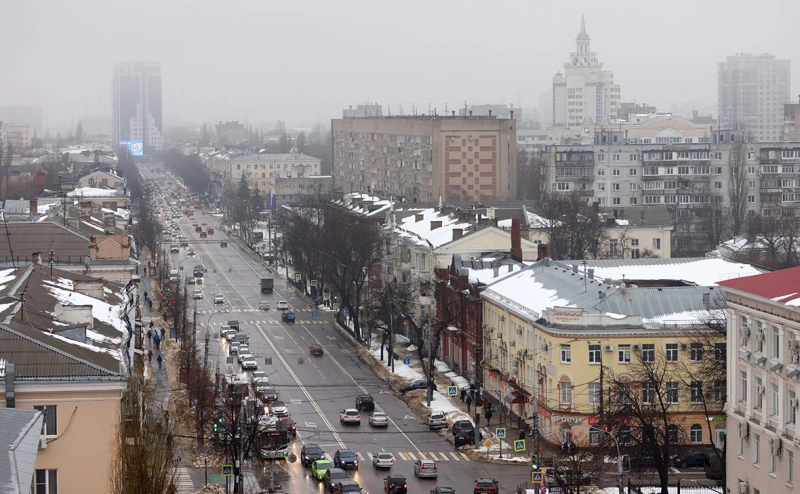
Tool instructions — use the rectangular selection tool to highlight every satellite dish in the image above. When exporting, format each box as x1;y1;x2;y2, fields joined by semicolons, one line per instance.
620;283;627;289
53;303;63;316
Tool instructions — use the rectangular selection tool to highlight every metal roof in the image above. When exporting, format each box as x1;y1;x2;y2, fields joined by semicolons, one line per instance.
0;408;43;494
0;222;89;262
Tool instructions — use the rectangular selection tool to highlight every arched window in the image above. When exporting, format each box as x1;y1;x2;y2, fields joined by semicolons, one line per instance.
667;424;679;444
690;424;703;443
559;377;572;408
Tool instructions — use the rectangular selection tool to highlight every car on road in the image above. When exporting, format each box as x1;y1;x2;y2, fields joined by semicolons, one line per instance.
452;420;476;436
323;468;348;492
222;328;237;341
214;294;224;304
430;488;455;494
259;301;271;311
399;379;436;395
336;480;362;494
277;300;289;310
428;411;446;430
311;460;333;480
251;370;267;381
454;429;475;447
282;311;295;323
339;409;361;424
544;466;591;487
187;277;196;285
195;225;202;232
334;449;359;470
372;452;395;468
301;444;326;467
355;394;375;412
310;344;324;356
220;241;227;247
259;386;278;403
229;342;240;354
192;290;203;299
414;459;438;479
227;320;240;330
170;244;179;253
474;478;499;494
279;417;297;436
253;376;270;390
383;474;407;494
237;345;251;361
187;248;195;256
200;231;207;238
673;449;718;469
240;356;257;370
207;227;214;234
270;401;288;417
369;412;389;428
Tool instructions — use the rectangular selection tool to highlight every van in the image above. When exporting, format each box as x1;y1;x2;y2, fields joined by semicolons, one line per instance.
170;269;179;281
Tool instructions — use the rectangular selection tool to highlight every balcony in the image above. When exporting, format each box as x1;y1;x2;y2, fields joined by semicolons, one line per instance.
555;160;594;167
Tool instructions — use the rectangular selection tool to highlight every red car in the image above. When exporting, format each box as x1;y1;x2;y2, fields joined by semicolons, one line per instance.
279;417;297;437
207;227;214;234
200;231;207;238
310;345;324;356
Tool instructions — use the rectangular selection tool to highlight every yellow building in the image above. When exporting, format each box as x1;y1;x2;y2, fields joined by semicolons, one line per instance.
480;257;762;451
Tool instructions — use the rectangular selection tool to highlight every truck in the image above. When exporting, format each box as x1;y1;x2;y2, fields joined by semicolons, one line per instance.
261;277;274;294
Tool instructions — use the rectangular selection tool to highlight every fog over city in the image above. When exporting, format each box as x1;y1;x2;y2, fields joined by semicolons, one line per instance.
3;0;799;130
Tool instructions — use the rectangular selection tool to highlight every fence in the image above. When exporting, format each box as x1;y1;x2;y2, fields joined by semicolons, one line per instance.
628;479;723;494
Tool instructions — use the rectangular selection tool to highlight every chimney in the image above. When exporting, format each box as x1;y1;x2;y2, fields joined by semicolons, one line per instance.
430;220;442;230
452;228;463;241
493;266;499;278
536;243;549;261
5;362;14;408
510;218;522;260
415;214;424;223
599;291;606;300
30;199;37;219
488;110;492;116
510;110;515;119
35;172;46;195
588;268;594;279
507;263;513;273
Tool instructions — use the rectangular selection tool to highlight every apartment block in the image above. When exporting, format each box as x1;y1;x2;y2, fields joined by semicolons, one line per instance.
720;267;800;494
208;150;322;196
332;115;516;202
112;61;163;153
718;53;791;142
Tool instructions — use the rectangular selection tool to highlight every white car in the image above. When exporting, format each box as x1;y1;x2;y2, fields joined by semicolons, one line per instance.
214;294;224;304
372;452;395;468
339;409;361;424
277;301;289;311
192;290;203;300
270;401;288;417
369;412;389;428
241;357;257;370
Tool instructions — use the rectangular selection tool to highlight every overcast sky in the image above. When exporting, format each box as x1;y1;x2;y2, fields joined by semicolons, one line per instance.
3;0;799;132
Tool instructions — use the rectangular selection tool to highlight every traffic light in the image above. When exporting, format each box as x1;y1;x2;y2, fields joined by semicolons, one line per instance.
213;422;219;433
531;460;539;470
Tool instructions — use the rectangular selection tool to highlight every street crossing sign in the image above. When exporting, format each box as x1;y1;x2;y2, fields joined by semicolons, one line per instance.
342;307;348;314
222;464;233;477
531;471;543;484
514;439;526;452
295;273;302;281
403;357;411;364
311;280;318;287
332;303;340;310
496;428;506;438
447;386;458;396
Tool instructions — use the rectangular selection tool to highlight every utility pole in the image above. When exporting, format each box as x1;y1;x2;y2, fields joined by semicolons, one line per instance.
426;324;433;406
474;389;482;448
235;395;245;493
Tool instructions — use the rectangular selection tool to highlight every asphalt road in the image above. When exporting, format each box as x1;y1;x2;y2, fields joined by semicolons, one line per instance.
148;170;536;494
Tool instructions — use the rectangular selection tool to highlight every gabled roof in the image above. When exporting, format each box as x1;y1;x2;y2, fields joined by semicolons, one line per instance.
719;266;800;307
0;222;89;261
0;408;43;494
395;208;470;249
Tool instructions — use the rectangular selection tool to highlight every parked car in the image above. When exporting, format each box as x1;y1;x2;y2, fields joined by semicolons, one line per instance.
355;394;375;412
428;411;446;429
334;449;359;470
452;420;476;436
372;452;395;468
400;379;436;395
324;468;349;492
369;412;389;428
454;429;475;447
673;449;718;469
301;443;325;467
474;478;499;494
383;474;407;494
340;409;361;424
414;459;438;478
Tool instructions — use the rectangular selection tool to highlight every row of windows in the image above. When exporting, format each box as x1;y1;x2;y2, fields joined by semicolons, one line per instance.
736;432;795;485
559;342;725;364
235;162;316;170
558;378;725;406
589;423;707;445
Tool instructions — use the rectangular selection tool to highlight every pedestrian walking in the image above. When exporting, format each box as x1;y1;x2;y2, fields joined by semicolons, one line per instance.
161;328;166;340
147;329;152;343
148;350;153;363
149;320;154;329
466;395;473;412
144;290;148;299
157;354;163;370
519;428;526;441
485;409;493;426
460;388;467;402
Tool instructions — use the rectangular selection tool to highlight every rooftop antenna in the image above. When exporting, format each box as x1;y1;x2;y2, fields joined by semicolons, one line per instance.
2;212;16;269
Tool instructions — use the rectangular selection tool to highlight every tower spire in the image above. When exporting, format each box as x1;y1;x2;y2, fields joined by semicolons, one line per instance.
576;15;590;41
581;15;586;34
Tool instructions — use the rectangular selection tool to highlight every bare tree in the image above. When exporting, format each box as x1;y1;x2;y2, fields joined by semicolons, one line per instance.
728;139;749;237
109;377;177;494
534;192;607;260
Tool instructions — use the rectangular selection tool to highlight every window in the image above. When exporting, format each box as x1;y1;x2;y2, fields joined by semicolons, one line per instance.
612;168;620;176
715;343;726;363
588;344;601;363
588;382;601;405
773;326;781;359
690;424;703;443
34;405;57;437
666;381;679;403
618;344;630;363
34;469;58;494
617;381;631;404
690;343;703;362
597;154;605;163
667;424;679;444
749;195;756;203
613;154;620;163
559;380;572;405
772;383;780;417
748;180;756;189
597;182;606;191
630;183;637;191
597;168;605;176
666;343;678;362
561;344;571;363
641;381;655;404
756;376;764;409
612;197;621;205
557;182;572;191
741;371;748;402
771;445;778;474
690;381;703;403
629;168;638;176
789;450;795;484
629;197;638;205
652;238;661;250
790;390;797;426
754;433;761;465
642;344;655;362
612;183;620;191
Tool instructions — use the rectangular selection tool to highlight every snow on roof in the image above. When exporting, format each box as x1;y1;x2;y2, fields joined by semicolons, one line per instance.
578;258;762;286
103;207;130;220
38;203;56;215
467;263;525;284
526;210;560;228
67;187;124;198
615;219;629;226
396;209;470;249
0;269;17;292
43;280;128;341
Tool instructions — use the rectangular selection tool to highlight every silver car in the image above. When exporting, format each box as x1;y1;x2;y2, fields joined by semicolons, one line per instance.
241;357;257;370
369;412;389;428
413;459;438;478
372;452;395;468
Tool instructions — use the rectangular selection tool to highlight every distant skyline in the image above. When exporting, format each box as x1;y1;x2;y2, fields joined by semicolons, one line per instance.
2;0;798;133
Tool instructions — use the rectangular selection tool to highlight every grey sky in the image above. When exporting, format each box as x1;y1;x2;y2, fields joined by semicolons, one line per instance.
3;0;798;131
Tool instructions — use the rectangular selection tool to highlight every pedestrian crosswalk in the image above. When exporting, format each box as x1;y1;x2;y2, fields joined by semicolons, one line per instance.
321;451;470;462
198;319;328;327
172;467;195;493
197;308;326;315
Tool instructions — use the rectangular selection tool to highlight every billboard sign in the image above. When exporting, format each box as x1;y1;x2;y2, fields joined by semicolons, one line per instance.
128;140;144;156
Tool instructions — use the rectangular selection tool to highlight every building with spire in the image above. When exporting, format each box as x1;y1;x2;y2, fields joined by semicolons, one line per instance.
552;16;621;127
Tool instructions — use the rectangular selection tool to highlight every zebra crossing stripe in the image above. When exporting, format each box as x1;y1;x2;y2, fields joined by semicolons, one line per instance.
418;452;429;459
323;453;333;461
407;452;417;461
356;452;365;460
399;452;411;461
459;452;470;461
366;452;374;460
449;452;462;461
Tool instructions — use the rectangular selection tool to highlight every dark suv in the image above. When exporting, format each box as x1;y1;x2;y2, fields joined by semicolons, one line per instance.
453;420;477;447
355;394;375;412
384;474;408;494
673;449;718;469
301;443;325;467
474;478;499;494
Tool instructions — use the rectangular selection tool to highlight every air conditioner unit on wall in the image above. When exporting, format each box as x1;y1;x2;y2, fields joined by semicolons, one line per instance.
738;481;749;494
510;340;516;347
633;344;640;351
789;340;800;351
605;344;614;352
516;328;523;335
39;437;47;450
